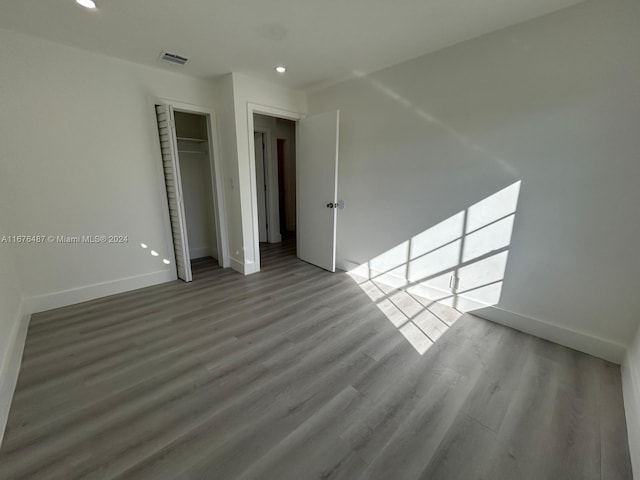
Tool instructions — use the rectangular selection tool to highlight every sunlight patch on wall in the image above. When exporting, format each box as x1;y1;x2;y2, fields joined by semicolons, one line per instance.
140;242;171;266
348;181;521;354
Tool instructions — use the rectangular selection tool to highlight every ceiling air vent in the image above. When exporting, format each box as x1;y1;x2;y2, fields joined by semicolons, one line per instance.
159;51;188;66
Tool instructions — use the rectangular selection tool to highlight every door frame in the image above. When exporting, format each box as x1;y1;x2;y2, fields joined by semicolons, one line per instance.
247;103;304;273
152;97;230;276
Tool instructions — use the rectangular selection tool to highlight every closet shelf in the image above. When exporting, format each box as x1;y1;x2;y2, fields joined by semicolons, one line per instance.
179;151;206;155
177;136;207;143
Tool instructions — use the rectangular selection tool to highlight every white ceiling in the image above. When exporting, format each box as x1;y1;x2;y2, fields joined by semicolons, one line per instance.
0;0;585;91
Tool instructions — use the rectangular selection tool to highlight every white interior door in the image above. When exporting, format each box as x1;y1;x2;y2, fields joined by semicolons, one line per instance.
296;110;339;272
155;104;192;282
254;131;268;243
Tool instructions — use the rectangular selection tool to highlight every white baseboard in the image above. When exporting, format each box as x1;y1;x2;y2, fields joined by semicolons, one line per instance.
23;269;175;315
230;256;245;274
230;256;259;275
0;301;30;448
244;261;259;275
471;306;626;364
622;352;640;478
338;257;626;364
336;259;359;272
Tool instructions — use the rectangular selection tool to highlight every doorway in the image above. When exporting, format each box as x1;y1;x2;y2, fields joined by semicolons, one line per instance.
253;113;297;254
247;106;340;274
154;103;228;282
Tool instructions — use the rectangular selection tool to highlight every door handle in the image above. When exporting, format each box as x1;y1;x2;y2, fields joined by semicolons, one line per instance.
326;200;345;209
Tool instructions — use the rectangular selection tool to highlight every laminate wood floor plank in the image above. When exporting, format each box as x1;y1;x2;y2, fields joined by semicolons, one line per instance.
0;239;632;479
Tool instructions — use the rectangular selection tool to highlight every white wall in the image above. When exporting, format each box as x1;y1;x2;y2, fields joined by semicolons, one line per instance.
212;74;242;271
623;323;640;477
202;153;220;261
254;113;278;130
174;111;208;140
180;152;214;259
230;73;306;273
0;247;22;386
307;0;640;361
0;214;25;445
0;28;220;310
0;247;24;448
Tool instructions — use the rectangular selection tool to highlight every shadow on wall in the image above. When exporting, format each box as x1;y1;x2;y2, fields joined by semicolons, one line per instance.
348;181;521;354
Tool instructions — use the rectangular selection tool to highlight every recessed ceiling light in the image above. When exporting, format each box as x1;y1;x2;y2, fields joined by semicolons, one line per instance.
275;66;286;74
76;0;97;9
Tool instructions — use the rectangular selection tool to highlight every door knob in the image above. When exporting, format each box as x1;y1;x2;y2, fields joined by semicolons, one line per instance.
326;201;345;209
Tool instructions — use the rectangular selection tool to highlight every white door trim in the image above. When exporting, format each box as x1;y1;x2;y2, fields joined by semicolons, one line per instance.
151;97;230;273
246;103;304;273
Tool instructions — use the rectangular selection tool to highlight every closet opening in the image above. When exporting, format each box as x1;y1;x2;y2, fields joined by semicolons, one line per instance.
155;104;227;282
